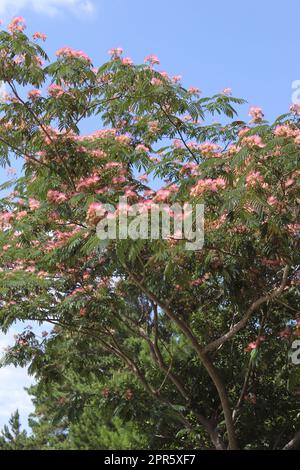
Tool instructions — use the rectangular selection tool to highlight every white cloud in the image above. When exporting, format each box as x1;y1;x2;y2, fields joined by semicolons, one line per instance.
0;0;95;18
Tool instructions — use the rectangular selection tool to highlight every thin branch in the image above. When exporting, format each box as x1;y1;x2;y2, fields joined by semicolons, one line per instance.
203;264;290;354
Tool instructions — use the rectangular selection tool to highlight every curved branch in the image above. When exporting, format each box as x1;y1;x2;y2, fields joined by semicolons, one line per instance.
203;264;290;354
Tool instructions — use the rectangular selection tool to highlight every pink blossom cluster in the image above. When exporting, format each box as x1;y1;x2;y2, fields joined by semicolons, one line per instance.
108;47;123;58
76;174;100;191
172;75;182;83
226;144;241;156
153;184;179;202
8;16;26;33
287;223;300;236
273;124;297;138
27;89;41;100
104;161;123;170
28;198;40;210
15;210;27;220
136;144;149;152
121;57;133;66
249;106;263;122
245;171;265;188
238;127;250;138
150;77;163;86
290;103;300;115
198;142;221;157
0;211;14;227
115;134;131;144
53;226;81;245
87;202;106;225
144;54;160;65
112;175;127;185
32;31;47;41
267;196;280;207
190;277;205;286
56;47;91;63
179;162;199;176
75;129;117;142
47;190;68;204
148;121;159;134
39;126;63;145
222;87;232;95
89;149;107;159
190;178;226;197
172;139;183;149
242;135;265;148
188;87;201;95
48;84;64;97
244;336;265;352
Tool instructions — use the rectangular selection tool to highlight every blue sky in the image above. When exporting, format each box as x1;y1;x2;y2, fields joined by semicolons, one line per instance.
0;0;300;430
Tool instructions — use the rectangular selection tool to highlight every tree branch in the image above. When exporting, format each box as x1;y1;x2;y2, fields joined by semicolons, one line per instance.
203;264;290;354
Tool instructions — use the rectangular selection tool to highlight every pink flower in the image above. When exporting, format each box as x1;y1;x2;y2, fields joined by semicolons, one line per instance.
295;134;300;145
136;144;149;152
188;87;201;95
28;89;41;100
32;32;47;41
159;71;169;79
244;336;265;352
244;341;257;352
90;149;107;159
172;139;183;149
108;47;123;58
87;202;106;225
190;177;226;197
198;142;221;157
15;211;27;220
284;178;295;188
222;87;232;95
143;189;155;197
242;135;265;148
290;103;300;115
29;198;40;211
116;134;131;144
274;124;295;138
238;127;250;137
249;106;263;122
138;174;149;182
172;75;182;83
148;121;159;133
76;174;100;191
144;54;160;65
112;176;126;184
47;190;68;204
154;189;171;202
56;47;91;62
122;57;133;66
267;196;279;206
245;171;264;188
150;77;163;86
48;84;64;97
190;277;204;286
0;211;14;224
8;16;26;33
